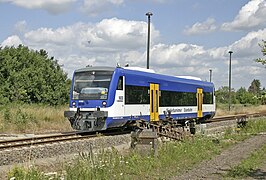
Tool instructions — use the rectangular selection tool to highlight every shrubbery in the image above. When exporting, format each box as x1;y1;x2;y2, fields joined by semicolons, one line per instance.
0;45;71;105
215;79;266;105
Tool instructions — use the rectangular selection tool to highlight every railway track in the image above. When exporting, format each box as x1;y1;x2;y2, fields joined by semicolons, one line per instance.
0;130;129;151
207;112;266;123
0;112;265;151
0;132;84;150
0;112;264;169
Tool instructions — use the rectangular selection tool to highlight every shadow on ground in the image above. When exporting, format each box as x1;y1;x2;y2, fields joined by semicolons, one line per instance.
247;169;266;180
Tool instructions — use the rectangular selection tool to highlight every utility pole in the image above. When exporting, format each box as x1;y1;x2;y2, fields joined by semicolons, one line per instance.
228;51;233;111
146;12;153;69
209;69;212;82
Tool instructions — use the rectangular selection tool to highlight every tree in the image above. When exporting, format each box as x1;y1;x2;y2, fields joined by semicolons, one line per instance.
236;87;257;105
261;90;266;105
255;40;266;66
0;45;70;105
248;79;261;95
215;86;237;104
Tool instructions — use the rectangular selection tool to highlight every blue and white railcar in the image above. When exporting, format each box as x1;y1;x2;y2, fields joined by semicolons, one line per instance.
64;66;215;131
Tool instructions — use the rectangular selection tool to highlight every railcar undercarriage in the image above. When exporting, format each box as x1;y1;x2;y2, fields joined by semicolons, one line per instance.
64;108;108;131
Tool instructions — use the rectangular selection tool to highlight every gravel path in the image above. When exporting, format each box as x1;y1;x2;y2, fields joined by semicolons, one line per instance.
175;133;266;180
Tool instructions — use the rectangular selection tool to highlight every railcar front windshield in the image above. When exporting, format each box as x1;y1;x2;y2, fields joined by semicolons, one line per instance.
72;71;113;100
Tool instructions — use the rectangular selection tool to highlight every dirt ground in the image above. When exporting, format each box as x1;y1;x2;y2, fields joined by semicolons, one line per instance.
175;133;266;180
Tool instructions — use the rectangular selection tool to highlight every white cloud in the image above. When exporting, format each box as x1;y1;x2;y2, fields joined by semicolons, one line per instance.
129;0;167;3
146;28;266;87
0;0;76;14
185;0;266;35
1;35;22;46
81;0;123;16
150;43;207;66
229;28;266;58
14;20;27;34
221;0;266;31
24;18;159;52
2;18;159;76
184;18;217;35
1;18;265;88
234;66;263;75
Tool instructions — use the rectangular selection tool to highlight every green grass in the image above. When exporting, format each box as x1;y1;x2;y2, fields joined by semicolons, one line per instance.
8;137;223;180
0;103;72;133
8;166;52;180
226;144;266;178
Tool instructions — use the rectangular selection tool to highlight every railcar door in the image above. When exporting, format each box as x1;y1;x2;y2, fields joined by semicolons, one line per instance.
197;88;203;118
150;83;159;122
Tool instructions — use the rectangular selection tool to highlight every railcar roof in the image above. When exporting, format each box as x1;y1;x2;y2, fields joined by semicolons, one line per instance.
73;66;213;88
75;66;115;73
119;67;213;87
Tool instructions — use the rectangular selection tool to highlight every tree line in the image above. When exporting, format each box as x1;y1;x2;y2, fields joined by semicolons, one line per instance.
215;79;266;105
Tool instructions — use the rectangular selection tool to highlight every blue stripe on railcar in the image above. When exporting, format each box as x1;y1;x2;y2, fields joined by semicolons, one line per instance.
106;111;215;128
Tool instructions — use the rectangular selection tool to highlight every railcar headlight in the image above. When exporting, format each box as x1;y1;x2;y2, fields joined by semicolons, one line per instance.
102;101;107;107
72;101;76;107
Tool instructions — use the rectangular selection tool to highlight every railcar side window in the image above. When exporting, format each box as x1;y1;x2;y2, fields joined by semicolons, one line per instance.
125;85;149;104
117;76;123;90
160;91;197;106
203;92;213;104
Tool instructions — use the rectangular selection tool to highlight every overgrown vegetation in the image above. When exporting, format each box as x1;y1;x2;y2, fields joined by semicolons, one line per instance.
8;137;222;179
7;118;266;179
222;117;266;142
0;45;71;105
0;103;71;133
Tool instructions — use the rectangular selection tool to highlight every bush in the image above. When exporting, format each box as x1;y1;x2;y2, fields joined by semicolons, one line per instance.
0;45;70;105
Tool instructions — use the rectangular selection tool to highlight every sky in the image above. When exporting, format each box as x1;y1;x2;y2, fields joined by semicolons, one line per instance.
0;0;265;90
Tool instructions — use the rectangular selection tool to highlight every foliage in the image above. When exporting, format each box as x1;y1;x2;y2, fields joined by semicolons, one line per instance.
215;86;237;104
0;45;71;105
242;117;266;134
236;87;256;104
248;79;261;95
255;40;266;66
223;118;266;142
216;79;265;105
8;166;59;180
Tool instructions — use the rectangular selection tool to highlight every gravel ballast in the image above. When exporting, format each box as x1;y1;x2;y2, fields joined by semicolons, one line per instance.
0;134;131;166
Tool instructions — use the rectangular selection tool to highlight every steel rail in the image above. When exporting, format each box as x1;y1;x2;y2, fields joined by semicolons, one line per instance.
207;112;266;123
0;130;130;150
0;132;82;150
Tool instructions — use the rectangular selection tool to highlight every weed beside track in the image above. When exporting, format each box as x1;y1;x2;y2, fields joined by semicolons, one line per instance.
6;117;266;180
